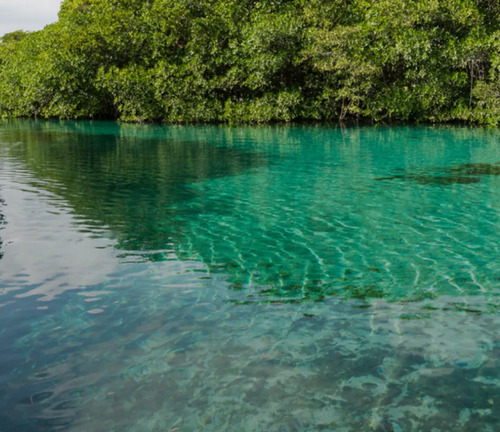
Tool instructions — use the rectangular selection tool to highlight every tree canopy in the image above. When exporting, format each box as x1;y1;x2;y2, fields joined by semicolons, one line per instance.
0;0;499;124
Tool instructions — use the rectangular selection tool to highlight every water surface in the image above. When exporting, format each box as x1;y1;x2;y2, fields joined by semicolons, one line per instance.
0;120;499;431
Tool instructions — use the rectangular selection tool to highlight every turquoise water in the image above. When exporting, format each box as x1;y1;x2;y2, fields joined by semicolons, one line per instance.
0;120;499;431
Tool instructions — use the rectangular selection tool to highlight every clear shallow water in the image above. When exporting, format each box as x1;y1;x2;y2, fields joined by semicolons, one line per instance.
0;120;499;431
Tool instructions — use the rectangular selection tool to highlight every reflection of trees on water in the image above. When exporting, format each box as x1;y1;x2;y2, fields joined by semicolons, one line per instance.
3;119;271;253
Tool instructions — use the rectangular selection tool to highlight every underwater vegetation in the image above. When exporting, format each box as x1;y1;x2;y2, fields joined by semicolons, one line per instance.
375;162;500;185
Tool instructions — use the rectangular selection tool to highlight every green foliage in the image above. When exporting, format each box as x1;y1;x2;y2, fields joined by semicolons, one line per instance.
0;0;499;123
0;30;30;44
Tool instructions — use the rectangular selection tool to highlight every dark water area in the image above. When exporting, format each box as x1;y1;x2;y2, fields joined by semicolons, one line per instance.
0;120;499;431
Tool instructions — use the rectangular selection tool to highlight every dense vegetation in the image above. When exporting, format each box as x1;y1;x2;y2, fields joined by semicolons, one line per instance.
0;0;499;124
